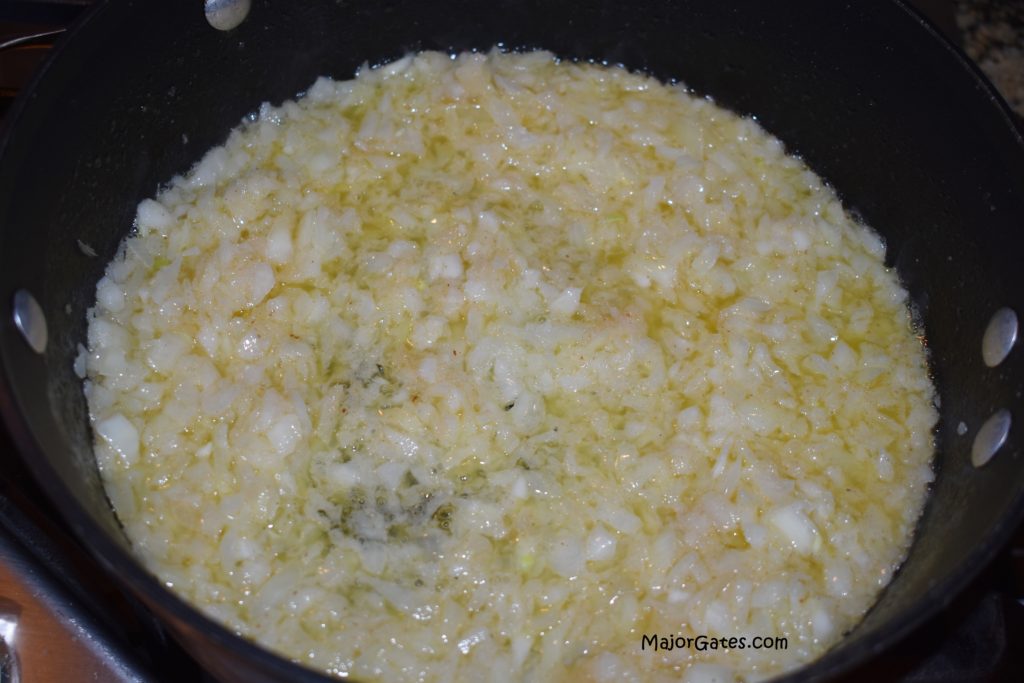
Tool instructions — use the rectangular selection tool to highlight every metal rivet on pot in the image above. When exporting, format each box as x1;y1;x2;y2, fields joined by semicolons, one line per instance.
982;307;1017;368
0;612;19;683
971;409;1011;468
204;0;251;31
12;289;47;355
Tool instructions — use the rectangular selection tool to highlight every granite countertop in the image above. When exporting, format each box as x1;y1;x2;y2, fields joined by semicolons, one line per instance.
957;0;1024;117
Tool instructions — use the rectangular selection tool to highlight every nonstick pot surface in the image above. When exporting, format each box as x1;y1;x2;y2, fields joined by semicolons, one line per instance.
1;1;1023;681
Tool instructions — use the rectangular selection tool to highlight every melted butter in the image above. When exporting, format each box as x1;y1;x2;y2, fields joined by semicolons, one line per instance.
86;51;936;682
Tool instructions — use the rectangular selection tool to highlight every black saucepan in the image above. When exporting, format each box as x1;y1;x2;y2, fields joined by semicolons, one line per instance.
1;1;1022;681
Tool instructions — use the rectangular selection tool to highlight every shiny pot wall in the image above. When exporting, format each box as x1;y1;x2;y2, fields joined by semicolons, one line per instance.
1;1;1023;681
